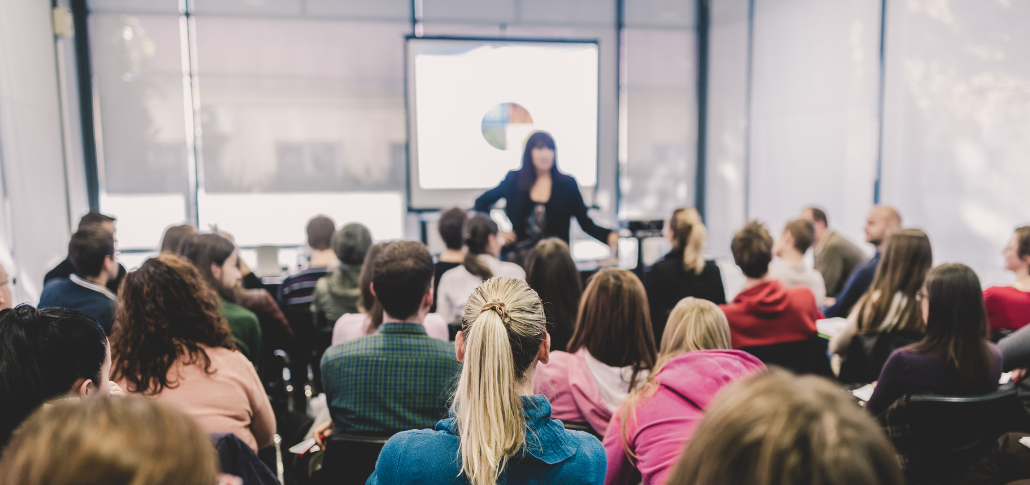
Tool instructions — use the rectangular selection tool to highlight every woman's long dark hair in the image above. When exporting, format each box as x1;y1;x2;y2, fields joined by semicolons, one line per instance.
359;242;389;334
524;238;582;352
179;233;238;303
463;215;498;281
908;263;993;392
516;131;560;191
109;254;237;395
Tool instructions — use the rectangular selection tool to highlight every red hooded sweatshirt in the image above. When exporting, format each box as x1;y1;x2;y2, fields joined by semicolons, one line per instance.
719;279;823;349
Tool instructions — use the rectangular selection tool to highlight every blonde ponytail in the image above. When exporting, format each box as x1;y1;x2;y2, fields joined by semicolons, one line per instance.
455;277;547;485
670;207;707;275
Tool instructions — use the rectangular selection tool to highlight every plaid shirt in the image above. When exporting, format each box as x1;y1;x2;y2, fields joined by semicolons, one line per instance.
320;322;462;433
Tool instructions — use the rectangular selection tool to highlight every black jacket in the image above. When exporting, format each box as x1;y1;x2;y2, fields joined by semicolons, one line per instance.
473;170;612;245
645;249;726;343
44;258;126;295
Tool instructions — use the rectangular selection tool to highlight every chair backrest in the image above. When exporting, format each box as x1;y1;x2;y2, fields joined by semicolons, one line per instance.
839;331;923;385
562;421;602;440
318;432;394;485
740;337;833;376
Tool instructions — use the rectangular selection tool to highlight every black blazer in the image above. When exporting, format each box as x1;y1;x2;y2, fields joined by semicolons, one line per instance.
645;249;726;343
473;170;612;245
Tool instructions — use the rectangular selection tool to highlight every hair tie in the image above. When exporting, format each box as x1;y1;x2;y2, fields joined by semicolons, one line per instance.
482;299;511;323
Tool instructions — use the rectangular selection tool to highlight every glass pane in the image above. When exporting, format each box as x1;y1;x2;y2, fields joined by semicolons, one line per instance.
882;0;1030;286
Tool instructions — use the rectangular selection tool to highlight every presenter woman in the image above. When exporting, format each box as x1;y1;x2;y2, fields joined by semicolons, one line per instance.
474;131;618;263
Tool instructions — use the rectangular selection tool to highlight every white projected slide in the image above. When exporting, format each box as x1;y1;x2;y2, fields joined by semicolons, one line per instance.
407;38;599;208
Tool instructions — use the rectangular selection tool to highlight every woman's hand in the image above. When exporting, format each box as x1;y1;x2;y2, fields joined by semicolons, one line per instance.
500;231;517;246
607;232;620;257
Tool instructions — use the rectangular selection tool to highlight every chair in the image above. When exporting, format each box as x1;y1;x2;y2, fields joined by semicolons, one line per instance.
838;331;923;385
562;421;602;440
316;431;395;485
739;337;833;377
900;387;1030;484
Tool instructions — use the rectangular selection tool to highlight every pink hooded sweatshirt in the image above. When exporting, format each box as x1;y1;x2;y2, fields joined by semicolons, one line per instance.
602;349;765;485
534;349;633;436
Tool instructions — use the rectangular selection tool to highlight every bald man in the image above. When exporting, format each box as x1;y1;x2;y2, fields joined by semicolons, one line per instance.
823;205;902;318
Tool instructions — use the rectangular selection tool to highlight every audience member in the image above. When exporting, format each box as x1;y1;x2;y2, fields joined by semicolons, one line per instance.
437;214;525;323
720;221;822;349
110;254;275;451
801;207;867;305
180;233;263;365
313;223;372;324
524;237;582;352
44;211;127;293
431;207;466;313
823;205;901;318
332;242;449;344
984;226;1030;334
159;224;198;254
535;267;657;436
0;305;116;448
320;241;461;433
604;298;764;485
831;229;932;383
38;227;120;334
770;219;826;305
865;263;1003;416
0;262;11;311
646;207;726;343
278;215;337;314
666;370;904;485
367;277;606;485
0;397;222;485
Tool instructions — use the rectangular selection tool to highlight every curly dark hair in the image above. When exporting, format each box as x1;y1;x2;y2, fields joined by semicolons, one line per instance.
109;254;236;395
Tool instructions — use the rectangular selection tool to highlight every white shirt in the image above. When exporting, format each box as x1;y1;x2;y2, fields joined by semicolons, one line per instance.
769;262;826;306
582;349;648;413
435;255;526;323
331;313;450;345
70;274;118;301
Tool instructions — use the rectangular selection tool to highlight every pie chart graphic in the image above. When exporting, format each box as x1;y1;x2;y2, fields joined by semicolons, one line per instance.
481;102;534;151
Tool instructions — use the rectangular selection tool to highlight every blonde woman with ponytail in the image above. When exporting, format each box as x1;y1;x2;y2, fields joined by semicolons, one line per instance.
645;208;726;345
367;277;607;485
601;298;764;485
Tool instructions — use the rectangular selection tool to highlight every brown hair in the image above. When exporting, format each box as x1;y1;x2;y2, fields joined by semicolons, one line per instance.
463;215;498;280
77;211;115;231
806;207;828;226
68;226;115;278
667;370;904;485
306;215;336;251
438;207;468;251
853;228;932;335
1016;226;1030;260
159;224;197;254
731;221;774;278
567;268;656;389
524;238;582;352
784;219;815;253
372;241;434;321
908;263;993;392
619;298;731;464
178;233;239;303
109;254;236;395
359;242;389;333
0;397;219;485
669;208;707;274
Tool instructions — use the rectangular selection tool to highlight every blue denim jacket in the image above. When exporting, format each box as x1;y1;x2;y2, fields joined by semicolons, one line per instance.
367;395;606;484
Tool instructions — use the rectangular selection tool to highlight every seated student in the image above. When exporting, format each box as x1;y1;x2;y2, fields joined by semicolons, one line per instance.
313;223;373;324
535;267;657;436
524;238;582;352
0;305;118;448
0;398;224;485
666;370;904;485
769;219;826;305
110;254;275;451
431;207;466;313
865;263;1004;416
437;214;525;323
332;242;449;344
367;277;606;485
45;211;126;293
38;227;120;334
984;226;1030;335
278;215;337;314
720;221;822;350
604;298;764;485
801;207;867;306
180;233;263;366
320;241;461;433
830;229;932;383
824;205;902;318
646;207;726;342
159;223;198;254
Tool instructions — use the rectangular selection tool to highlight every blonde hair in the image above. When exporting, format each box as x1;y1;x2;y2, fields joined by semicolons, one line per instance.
454;277;547;485
670;208;707;274
618;297;731;463
0;397;220;485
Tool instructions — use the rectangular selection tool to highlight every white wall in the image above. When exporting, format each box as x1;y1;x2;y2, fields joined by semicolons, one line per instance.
0;0;75;303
